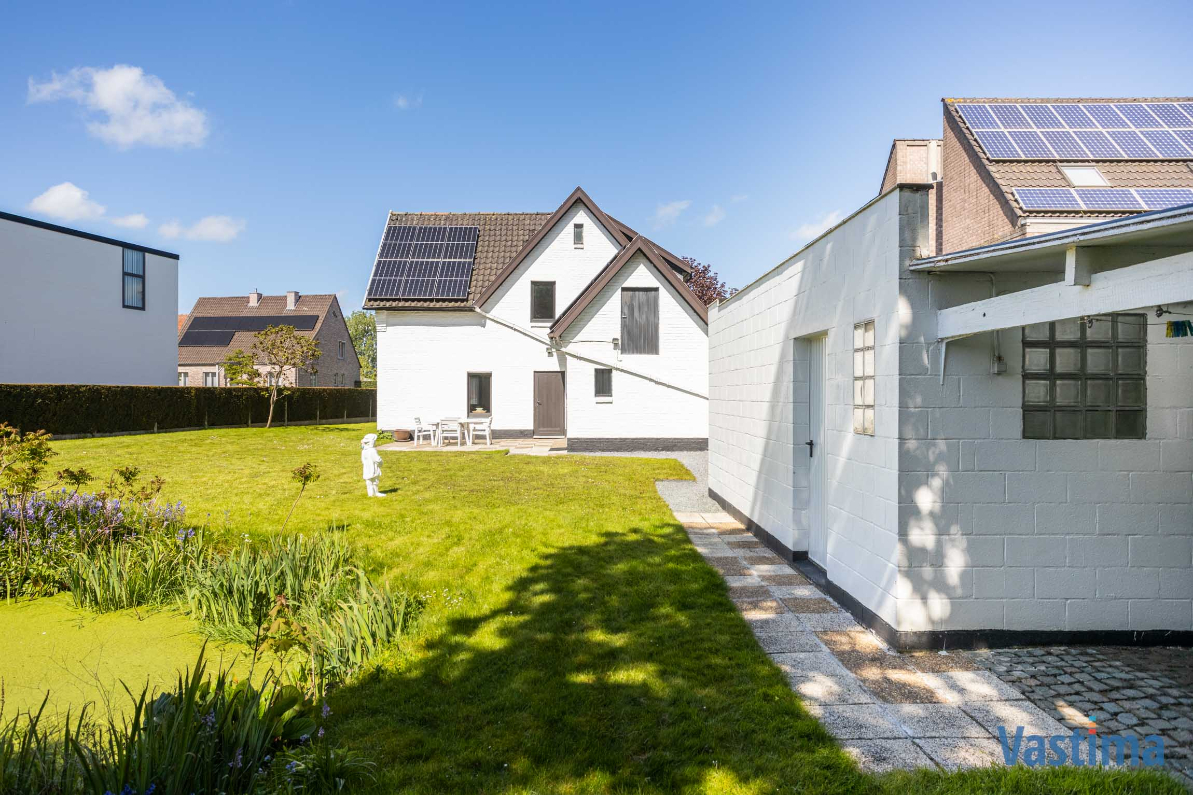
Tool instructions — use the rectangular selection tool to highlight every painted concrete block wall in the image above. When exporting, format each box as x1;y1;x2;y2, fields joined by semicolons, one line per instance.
895;252;1193;633
0;218;178;386
563;253;708;440
709;188;930;626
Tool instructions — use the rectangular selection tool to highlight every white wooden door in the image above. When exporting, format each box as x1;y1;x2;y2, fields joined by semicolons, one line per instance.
808;336;828;568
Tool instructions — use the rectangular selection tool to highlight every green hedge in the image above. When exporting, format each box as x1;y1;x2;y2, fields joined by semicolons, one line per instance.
0;385;376;436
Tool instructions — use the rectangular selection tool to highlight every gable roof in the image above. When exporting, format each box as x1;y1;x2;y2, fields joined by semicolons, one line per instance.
363;212;549;310
362;188;692;313
178;293;342;366
549;235;708;340
944;98;1193;223
474;187;633;308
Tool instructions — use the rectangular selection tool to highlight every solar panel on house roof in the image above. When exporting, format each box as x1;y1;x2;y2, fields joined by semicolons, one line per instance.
1134;188;1193;209
1015;188;1083;210
188;314;320;332
179;329;237;347
955;101;1193;160
365;225;479;302
1074;188;1142;210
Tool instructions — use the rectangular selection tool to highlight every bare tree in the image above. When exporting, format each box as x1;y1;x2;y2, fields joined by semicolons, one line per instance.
222;325;322;428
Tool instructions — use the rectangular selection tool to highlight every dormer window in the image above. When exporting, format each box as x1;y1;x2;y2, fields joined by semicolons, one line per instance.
573;223;584;248
1060;165;1109;188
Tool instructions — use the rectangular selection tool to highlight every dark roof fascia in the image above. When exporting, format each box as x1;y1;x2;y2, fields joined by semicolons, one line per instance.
549;235;708;339
474;187;631;308
0;210;180;260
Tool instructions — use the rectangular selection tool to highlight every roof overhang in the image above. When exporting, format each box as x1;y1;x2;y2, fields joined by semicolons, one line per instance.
910;204;1193;274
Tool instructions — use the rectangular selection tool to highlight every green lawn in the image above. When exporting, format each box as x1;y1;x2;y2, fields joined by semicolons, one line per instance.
7;423;1179;794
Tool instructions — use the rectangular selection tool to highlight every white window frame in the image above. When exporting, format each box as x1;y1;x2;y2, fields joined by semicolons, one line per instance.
203;371;218;388
178;372;188;386
853;320;875;436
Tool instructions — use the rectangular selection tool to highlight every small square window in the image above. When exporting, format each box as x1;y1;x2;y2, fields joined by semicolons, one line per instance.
573;223;584;248
594;368;612;398
178;372;188;386
1021;313;1146;439
853;320;876;435
1060;165;1110;187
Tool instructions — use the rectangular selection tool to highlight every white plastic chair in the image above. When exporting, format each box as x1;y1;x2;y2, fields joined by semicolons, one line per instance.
472;417;493;446
438;418;462;447
413;417;436;447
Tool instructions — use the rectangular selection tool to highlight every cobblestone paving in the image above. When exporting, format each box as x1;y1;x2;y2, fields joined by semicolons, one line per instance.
970;645;1193;786
677;511;1189;786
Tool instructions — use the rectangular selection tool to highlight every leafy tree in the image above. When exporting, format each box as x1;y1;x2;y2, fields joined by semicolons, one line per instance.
346;311;377;381
682;257;738;305
221;325;322;428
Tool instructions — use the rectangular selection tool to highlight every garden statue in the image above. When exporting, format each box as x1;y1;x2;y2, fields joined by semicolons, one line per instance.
360;433;385;497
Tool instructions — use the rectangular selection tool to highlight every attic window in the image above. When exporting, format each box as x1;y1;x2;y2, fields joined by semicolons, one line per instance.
1060;165;1109;188
574;223;584;248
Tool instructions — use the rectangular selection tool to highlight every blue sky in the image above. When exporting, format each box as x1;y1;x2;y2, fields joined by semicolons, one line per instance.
3;1;1191;313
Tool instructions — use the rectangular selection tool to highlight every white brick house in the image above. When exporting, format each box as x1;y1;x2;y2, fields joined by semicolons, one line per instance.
366;188;709;450
709;99;1193;647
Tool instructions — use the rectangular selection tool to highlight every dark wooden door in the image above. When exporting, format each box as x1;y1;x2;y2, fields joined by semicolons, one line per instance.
533;371;566;437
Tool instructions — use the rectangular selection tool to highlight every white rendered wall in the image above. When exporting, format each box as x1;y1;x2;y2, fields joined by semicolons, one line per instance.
708;189;927;628
562;253;708;441
0;218;178;386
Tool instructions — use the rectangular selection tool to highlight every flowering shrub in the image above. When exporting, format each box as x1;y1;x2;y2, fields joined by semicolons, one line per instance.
1;487;192;599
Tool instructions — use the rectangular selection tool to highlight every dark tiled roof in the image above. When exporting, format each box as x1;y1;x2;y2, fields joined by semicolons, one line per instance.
364;212;551;310
178;294;338;365
945;97;1193;220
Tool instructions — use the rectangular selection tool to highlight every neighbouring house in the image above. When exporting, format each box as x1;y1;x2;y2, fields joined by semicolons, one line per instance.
0;210;179;386
364;187;709;450
178;291;360;388
709;98;1193;648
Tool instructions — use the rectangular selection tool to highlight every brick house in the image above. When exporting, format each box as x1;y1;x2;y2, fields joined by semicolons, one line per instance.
178;291;360;388
708;98;1193;648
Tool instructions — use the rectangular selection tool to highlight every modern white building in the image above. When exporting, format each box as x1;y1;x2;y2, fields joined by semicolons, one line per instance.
0;211;180;386
709;98;1193;647
366;188;709;450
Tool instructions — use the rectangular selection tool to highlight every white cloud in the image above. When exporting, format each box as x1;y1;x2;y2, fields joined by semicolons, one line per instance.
158;215;245;242
27;182;105;221
110;213;149;229
731;194;748;203
28;65;208;149
394;93;423;110
651;199;691;228
703;204;726;227
791;209;843;242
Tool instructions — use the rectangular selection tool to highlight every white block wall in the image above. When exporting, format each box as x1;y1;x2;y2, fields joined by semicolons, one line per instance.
562;253;708;441
896;260;1193;634
0;217;179;386
376;205;709;442
709;189;928;628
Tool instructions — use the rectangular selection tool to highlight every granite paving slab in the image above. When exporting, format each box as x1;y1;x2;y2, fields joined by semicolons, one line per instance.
767;585;822;599
781;597;842;614
920;671;1029;704
805;704;906;739
887;703;990;738
753;631;825;654
840;739;935;773
760;573;811;586
917;737;1003;771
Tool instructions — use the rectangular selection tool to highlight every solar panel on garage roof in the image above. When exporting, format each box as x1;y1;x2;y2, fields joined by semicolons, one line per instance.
366;225;478;301
1134;189;1193;209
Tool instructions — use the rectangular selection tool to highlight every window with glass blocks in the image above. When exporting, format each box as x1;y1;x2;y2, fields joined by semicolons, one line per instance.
853;320;875;435
1022;314;1146;439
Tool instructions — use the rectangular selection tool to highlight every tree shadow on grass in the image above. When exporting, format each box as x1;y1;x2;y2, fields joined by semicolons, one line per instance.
333;521;867;794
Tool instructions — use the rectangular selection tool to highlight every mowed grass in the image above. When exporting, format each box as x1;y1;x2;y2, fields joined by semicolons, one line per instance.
26;424;1182;794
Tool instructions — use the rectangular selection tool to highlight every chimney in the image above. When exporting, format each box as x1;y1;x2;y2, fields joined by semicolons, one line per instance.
286;290;299;310
248;289;262;308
